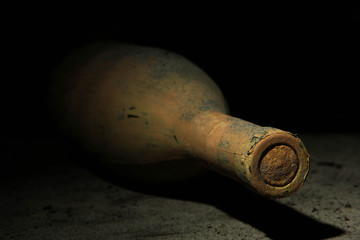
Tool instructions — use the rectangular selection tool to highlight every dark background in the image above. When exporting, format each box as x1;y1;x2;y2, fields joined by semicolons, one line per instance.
1;4;359;239
3;2;360;140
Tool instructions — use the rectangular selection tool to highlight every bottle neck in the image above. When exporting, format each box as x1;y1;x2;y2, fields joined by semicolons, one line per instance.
177;111;310;199
179;111;232;167
178;111;276;177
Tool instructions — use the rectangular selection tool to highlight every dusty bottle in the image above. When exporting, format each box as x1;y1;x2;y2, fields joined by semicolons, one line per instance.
49;42;309;199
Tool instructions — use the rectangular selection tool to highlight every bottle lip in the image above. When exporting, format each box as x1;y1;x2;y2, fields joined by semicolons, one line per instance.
245;132;310;199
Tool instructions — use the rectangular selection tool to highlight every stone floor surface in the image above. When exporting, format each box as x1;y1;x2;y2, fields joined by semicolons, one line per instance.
1;134;359;239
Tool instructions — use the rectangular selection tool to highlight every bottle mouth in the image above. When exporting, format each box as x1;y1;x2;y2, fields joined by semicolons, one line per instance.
244;132;310;199
259;144;299;187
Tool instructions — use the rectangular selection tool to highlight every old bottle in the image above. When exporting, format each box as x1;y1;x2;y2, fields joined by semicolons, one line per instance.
49;42;309;199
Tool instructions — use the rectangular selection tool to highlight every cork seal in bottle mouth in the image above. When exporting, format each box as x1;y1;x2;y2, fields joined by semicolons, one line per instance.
259;145;299;187
244;132;310;199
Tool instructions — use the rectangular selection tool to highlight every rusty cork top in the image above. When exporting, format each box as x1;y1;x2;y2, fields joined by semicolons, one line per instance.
245;132;310;198
259;145;299;187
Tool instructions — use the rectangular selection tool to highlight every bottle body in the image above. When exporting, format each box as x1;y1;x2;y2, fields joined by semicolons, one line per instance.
50;43;228;163
50;42;309;198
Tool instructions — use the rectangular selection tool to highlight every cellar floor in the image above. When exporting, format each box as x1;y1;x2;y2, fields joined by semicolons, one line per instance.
1;134;359;239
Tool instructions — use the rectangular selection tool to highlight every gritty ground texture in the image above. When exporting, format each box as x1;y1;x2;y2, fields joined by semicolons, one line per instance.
0;134;359;240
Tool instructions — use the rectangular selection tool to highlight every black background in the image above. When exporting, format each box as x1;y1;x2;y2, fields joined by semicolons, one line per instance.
3;1;360;139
